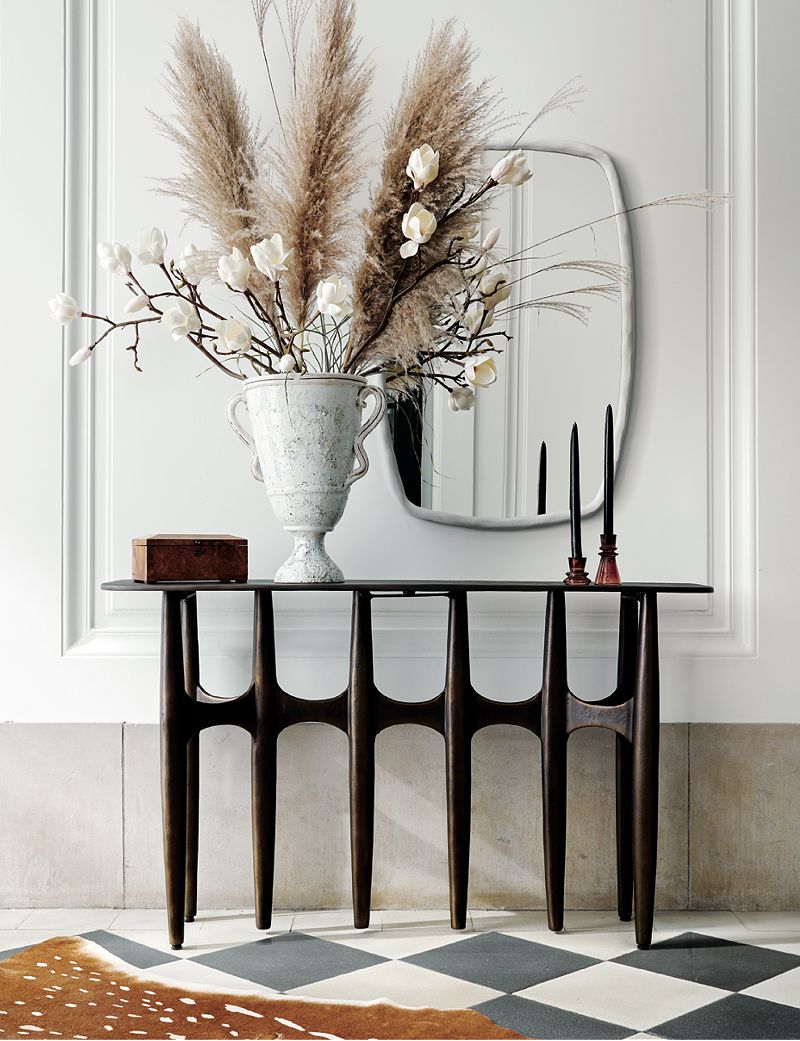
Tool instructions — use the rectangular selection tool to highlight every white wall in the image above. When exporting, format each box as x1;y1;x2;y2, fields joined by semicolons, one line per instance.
0;0;795;725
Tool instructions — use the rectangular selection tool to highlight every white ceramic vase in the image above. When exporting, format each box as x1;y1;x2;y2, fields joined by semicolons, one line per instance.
226;373;386;583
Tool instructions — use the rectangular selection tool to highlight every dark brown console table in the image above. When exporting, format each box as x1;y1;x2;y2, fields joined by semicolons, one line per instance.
102;580;712;952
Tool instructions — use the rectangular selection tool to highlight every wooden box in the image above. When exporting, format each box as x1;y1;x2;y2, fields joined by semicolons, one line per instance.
132;534;248;583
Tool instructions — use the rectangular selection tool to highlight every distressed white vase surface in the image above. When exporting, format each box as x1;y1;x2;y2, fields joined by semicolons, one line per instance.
226;373;386;582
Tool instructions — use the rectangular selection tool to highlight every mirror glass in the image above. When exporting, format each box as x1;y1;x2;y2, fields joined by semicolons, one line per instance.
387;144;633;528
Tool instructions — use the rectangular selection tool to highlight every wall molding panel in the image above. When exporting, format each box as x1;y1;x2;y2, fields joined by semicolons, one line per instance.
59;0;758;672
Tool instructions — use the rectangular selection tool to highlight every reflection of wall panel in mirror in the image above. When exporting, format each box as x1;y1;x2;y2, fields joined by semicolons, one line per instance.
386;142;634;530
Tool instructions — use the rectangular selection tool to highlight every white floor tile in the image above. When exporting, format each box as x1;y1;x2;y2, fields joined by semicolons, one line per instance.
148;957;281;996
742;966;800;1009
517;961;729;1031
560;910;636;933
108;908;170;931
735;911;800;932
286;959;503;1009
17;908;119;931
382;909;472;933
0;929;64;952
654;910;745;933
326;927;477;960
499;926;640;961
292;909;381;934
0;910;29;928
469;910;550;932
199;910;293;942
108;929;211;959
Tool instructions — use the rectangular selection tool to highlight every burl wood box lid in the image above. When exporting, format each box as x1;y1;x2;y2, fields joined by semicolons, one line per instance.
132;534;248;583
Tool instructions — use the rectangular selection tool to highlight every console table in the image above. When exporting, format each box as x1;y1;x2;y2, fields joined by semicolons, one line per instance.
102;580;712;952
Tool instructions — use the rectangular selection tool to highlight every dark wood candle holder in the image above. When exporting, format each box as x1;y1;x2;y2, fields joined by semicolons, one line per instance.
564;556;591;586
595;533;621;585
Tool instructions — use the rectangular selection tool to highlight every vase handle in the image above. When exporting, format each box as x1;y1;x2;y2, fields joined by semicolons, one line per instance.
226;391;264;483
345;384;387;489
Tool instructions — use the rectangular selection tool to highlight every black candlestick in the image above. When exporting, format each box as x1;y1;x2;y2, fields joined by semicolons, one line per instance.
569;423;582;558
537;441;547;515
603;404;614;536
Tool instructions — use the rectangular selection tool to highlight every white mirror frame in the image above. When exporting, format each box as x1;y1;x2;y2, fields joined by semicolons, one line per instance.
375;140;634;530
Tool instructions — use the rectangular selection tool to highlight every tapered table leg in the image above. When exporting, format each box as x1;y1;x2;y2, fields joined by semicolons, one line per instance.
181;595;200;924
541;589;568;932
348;591;375;929
252;590;279;930
445;592;472;930
632;592;660;949
161;592;188;950
615;594;638;923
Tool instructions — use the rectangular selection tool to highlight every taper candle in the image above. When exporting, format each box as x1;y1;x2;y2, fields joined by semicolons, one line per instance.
537;441;547;515
603;404;614;536
569;423;582;558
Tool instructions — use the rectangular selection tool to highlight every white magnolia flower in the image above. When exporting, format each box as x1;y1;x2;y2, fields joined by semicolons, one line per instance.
464;354;498;388
400;202;438;258
316;275;351;319
214;318;252;354
49;292;80;324
482;226;501;250
251;234;292;281
278;353;297;373
124;293;149;314
490;149;532;187
462;300;494;336
177;243;204;284
218;247;252;292
470;254;488;278
406;144;440;190
97;241;131;275
161;298;200;340
448;385;475;412
479;270;512;309
135;226;168;265
68;345;92;367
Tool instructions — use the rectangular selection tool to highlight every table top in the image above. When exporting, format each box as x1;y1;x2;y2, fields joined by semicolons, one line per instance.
102;579;713;594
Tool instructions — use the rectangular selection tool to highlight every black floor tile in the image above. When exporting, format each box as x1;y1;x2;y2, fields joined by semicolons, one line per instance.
615;932;800;991
473;994;634;1040
192;931;387;991
404;931;598;992
654;992;800;1039
0;943;33;962
80;930;179;969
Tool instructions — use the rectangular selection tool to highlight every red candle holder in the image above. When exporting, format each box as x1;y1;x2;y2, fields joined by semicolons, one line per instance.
595;533;621;585
564;556;591;586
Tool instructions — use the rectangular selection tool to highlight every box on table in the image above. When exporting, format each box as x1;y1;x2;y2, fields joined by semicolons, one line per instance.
132;534;248;583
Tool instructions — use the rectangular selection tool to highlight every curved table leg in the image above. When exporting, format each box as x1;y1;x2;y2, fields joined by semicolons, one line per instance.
445;591;472;930
541;589;568;932
632;592;660;949
161;592;188;951
615;594;638;923
349;591;375;929
181;595;200;924
252;590;279;931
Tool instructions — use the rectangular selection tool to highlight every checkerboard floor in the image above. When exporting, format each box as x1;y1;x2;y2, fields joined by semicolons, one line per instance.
2;909;800;1038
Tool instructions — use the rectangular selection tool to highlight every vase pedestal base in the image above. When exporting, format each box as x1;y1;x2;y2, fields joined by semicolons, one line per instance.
275;531;344;583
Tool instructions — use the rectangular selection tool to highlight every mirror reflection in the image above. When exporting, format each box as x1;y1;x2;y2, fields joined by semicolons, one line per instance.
388;145;632;527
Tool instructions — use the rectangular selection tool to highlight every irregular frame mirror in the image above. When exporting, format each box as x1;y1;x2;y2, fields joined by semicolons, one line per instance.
381;141;634;530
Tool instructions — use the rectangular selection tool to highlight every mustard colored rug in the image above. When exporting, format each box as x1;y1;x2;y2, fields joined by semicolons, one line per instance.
0;936;523;1040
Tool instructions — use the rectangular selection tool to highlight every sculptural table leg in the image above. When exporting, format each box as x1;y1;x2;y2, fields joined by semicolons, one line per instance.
181;595;200;924
161;592;188;950
541;589;568;932
615;594;638;923
348;591;375;929
252;590;279;930
445;591;472;930
631;592;660;949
